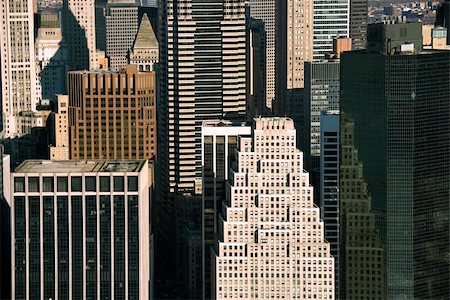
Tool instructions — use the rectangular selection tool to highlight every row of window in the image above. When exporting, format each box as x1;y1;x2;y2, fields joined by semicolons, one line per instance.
14;176;139;193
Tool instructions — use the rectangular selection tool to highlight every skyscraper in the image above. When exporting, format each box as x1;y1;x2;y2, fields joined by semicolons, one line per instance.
319;110;340;297
11;159;153;299
96;0;140;70
313;0;349;60
129;13;159;72
68;65;157;160
339;113;387;299
349;0;368;49
212;117;335;299
63;0;98;70
248;0;276;109
35;12;69;102
49;95;70;160
0;0;39;136
341;21;450;299
201;120;251;298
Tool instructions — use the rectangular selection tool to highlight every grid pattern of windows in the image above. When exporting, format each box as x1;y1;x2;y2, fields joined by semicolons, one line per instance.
214;118;334;299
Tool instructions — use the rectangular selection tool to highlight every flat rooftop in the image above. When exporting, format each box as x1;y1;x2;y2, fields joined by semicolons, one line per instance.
15;160;146;174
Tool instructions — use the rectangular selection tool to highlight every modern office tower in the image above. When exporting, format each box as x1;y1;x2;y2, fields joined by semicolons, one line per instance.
96;0;140;70
49;95;70;160
160;0;247;197
275;0;313;115
10;159;152;299
129;13;159;72
313;0;350;60
0;149;11;300
212;117;335;299
339;114;386;299
319;110;340;297
0;0;39;137
68;65;156;160
63;0;98;70
349;0;368;49
201;120;251;299
248;0;276;109
341;21;450;299
246;18;267;119
35;12;68;102
183;224;202;300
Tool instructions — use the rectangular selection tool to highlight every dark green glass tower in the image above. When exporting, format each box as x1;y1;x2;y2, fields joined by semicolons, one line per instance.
341;20;450;299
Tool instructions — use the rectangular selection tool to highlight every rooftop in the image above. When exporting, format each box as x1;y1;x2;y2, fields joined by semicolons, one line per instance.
15;160;146;173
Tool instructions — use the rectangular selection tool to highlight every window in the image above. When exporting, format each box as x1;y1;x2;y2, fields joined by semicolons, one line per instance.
85;176;96;192
14;177;25;193
100;176;110;192
57;177;68;192
127;176;138;191
28;177;39;192
114;176;124;192
71;176;82;192
43;177;54;192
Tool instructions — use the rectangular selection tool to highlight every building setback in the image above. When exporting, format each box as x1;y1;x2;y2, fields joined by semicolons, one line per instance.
11;160;152;299
213;117;334;299
68;65;157;160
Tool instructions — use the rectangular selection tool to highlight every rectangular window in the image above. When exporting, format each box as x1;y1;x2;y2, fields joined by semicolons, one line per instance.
127;176;138;192
100;177;110;192
14;177;25;193
57;177;68;192
114;176;124;192
43;177;54;192
28;177;40;193
85;176;96;192
71;177;82;192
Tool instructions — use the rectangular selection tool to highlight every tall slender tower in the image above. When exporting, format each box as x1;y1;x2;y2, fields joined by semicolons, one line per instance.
0;0;38;137
248;0;276;109
63;0;98;70
212;117;335;299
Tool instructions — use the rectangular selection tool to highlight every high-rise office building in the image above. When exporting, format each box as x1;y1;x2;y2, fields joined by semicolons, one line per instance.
436;0;450;44
11;159;153;299
319;110;340;297
63;0;98;70
68;65;157;160
0;149;11;299
129;13;159;72
96;0;140;70
0;0;39;137
35;12;69;102
201;120;251;299
160;0;247;197
313;0;349;60
339;113;387;299
248;0;276;109
212;117;335;299
349;0;368;49
275;0;313;115
341;21;450;299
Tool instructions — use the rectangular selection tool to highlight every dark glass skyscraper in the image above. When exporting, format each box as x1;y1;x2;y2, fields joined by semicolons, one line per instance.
341;21;450;299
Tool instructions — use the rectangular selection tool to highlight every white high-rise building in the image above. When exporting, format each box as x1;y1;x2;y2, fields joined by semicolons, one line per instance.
248;0;276;109
0;0;39;137
213;117;335;299
313;0;350;60
63;0;98;70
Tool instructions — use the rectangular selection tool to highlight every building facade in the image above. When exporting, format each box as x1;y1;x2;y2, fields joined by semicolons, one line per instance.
201;120;251;299
63;0;98;70
213;117;334;299
68;65;157;160
313;0;350;60
0;0;39;137
129;13;159;72
341;22;450;298
11;160;152;299
49;95;70;160
349;0;368;49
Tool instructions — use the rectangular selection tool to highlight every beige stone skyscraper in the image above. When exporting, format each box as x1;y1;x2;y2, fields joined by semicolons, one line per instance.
0;0;39;137
63;0;98;70
213;117;334;299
